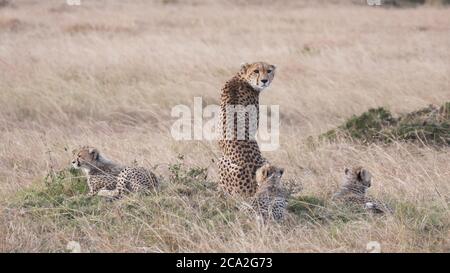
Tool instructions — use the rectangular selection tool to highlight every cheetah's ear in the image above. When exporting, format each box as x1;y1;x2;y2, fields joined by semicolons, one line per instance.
261;167;268;179
344;167;350;175
88;147;99;160
240;62;250;73
256;164;269;183
359;169;372;183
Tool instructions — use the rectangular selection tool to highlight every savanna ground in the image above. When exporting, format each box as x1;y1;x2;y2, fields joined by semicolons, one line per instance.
0;0;449;252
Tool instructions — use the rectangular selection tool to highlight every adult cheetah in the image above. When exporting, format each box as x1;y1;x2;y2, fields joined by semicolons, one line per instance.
243;163;288;222
217;62;276;197
71;146;159;199
333;167;390;214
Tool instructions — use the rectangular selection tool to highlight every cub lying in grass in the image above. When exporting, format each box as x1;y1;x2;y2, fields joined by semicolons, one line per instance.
333;167;391;214
71;146;159;199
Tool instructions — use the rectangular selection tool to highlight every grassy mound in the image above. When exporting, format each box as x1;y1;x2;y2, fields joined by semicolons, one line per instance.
5;154;448;252
10;156;238;222
391;103;450;145
321;107;397;143
321;103;450;146
6;156;250;251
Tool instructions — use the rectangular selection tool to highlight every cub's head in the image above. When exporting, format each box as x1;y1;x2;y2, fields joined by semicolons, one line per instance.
71;146;101;172
239;62;276;91
343;166;372;189
256;163;284;188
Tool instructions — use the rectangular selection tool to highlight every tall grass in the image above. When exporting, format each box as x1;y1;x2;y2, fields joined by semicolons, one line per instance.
0;0;449;252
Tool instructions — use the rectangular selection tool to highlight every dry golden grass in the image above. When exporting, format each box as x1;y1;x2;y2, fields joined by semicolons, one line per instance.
0;0;449;252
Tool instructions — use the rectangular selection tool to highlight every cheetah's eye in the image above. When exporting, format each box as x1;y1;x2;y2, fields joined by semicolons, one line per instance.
267;70;272;73
254;70;259;74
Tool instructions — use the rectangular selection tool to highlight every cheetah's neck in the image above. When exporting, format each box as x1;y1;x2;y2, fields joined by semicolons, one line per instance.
85;155;123;177
341;183;367;196
221;75;260;106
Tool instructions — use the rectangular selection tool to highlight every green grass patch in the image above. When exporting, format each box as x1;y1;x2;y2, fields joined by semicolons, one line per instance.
15;168;90;208
11;168;103;220
321;103;450;146
288;195;343;223
394;201;449;234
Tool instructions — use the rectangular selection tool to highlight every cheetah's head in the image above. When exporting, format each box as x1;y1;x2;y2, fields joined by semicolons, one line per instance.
256;163;284;188
343;166;372;190
71;146;101;173
239;62;276;92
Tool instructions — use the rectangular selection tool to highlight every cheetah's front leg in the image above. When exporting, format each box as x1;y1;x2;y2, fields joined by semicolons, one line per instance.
97;179;126;199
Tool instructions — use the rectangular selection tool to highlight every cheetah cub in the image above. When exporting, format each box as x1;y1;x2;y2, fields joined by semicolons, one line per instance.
71;146;159;199
333;167;389;214
244;163;288;222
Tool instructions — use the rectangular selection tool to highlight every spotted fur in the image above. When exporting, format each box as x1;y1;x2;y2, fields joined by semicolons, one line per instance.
333;167;390;214
244;163;288;222
71;146;158;199
217;62;276;197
